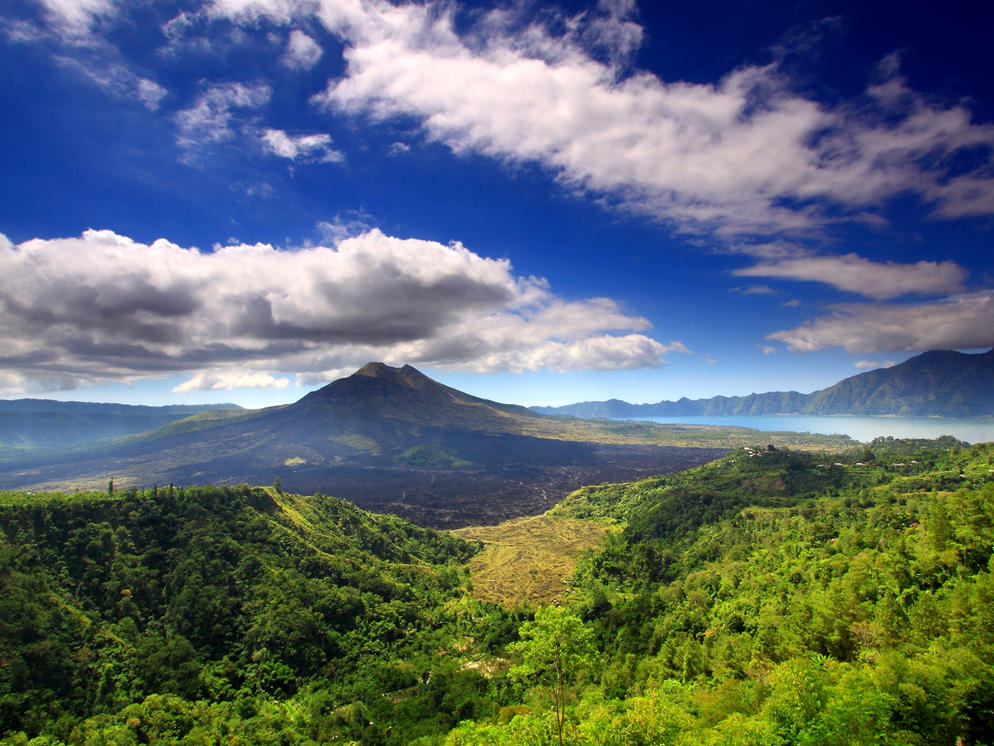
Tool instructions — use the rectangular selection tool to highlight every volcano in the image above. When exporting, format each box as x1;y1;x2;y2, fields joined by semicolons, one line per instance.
0;364;724;527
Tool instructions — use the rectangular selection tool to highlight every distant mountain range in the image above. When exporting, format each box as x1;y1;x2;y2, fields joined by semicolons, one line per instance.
531;348;994;419
0;399;240;455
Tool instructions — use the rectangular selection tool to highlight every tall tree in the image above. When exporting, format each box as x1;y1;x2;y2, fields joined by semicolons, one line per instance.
510;606;594;746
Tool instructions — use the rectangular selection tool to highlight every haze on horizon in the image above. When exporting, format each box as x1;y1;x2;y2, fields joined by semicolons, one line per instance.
2;0;992;409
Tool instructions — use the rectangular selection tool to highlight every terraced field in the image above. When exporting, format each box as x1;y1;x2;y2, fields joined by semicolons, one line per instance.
452;513;612;606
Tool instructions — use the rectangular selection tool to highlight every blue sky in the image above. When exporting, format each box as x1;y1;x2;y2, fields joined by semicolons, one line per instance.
1;0;992;407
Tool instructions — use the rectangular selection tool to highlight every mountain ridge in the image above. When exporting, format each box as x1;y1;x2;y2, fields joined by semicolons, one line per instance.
532;347;994;419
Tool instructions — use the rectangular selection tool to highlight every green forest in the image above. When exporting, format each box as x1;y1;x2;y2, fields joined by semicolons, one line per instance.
2;436;993;745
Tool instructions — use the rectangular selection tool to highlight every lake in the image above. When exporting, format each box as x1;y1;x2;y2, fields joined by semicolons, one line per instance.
627;415;994;444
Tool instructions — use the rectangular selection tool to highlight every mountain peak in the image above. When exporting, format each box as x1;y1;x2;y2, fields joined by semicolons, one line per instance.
290;361;538;435
354;361;396;378
304;362;455;410
352;362;431;385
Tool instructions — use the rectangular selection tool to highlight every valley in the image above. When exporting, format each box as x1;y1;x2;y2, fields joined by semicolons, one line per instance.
453;514;612;606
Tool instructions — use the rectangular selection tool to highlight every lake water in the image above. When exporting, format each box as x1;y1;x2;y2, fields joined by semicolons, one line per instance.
627;415;994;444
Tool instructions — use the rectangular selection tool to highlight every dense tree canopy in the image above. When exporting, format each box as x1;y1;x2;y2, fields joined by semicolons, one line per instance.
2;438;993;744
0;485;510;744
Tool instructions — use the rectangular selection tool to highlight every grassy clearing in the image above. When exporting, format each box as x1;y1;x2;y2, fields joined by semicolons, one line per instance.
452;514;613;607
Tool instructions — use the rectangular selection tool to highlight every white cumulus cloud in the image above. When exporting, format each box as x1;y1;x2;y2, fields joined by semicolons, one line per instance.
52;56;169;112
173;370;291;392
282;29;323;69
261;128;343;162
38;0;114;37
853;360;896;370
137;78;167;110
175;82;272;146
0;228;680;393
206;0;994;237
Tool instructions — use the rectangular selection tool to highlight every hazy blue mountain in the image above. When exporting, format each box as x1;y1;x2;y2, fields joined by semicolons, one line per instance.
0;398;241;456
806;348;994;416
532;348;994;419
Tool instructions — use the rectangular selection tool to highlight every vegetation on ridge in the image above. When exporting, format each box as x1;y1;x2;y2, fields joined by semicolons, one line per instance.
0;484;512;744
448;439;994;745
2;436;993;744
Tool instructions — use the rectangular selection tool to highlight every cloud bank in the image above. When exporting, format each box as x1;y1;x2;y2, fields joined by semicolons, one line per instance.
18;0;994;238
0;229;682;394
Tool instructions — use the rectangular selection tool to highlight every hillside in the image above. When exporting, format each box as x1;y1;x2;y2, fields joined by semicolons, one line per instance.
0;363;851;527
0;484;500;744
449;438;994;745
3;438;993;745
808;348;994;416
533;347;994;419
